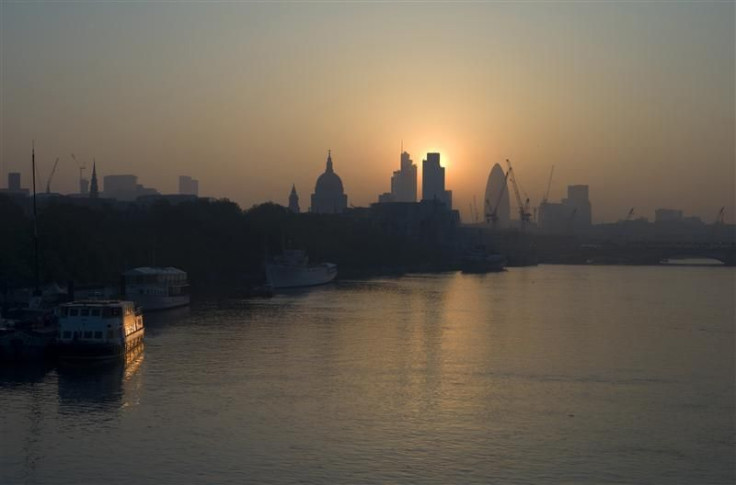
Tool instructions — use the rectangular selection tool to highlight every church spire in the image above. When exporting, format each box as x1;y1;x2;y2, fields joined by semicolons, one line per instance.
326;149;333;173
89;161;99;199
288;183;300;213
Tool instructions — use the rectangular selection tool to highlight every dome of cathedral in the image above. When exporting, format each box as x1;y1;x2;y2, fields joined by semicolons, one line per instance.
314;152;344;195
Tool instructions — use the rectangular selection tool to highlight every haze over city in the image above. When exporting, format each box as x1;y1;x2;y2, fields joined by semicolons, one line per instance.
1;2;734;223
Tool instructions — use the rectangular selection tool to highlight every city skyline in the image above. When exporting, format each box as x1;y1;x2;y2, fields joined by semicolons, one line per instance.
1;2;733;223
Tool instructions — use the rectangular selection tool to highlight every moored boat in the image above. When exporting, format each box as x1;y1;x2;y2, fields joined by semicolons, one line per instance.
122;267;190;311
265;250;337;289
460;247;507;273
56;300;144;362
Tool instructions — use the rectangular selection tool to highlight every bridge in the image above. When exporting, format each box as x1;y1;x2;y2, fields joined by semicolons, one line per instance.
579;242;736;266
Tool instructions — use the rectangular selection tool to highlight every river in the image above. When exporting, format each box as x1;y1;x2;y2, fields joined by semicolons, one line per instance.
1;265;734;484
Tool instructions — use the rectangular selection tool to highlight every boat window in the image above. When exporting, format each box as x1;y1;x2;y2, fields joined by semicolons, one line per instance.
69;308;79;316
84;331;93;339
81;308;90;317
63;331;71;338
91;308;101;317
94;331;102;339
103;308;113;317
73;331;80;339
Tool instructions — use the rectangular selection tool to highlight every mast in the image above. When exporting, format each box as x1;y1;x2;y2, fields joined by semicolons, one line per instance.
32;141;40;295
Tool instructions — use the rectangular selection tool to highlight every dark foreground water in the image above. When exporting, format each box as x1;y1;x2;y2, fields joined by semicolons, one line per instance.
1;265;734;484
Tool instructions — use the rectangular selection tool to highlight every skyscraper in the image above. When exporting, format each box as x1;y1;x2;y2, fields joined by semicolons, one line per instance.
484;163;510;227
421;153;452;209
390;151;417;202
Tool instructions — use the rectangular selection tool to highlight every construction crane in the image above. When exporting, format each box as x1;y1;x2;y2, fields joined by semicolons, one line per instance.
715;206;725;225
505;158;531;226
485;168;510;226
542;165;555;204
71;153;86;184
625;207;635;221
45;157;60;194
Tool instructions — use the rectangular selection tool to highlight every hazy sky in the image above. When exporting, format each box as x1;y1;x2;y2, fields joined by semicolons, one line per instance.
1;1;734;223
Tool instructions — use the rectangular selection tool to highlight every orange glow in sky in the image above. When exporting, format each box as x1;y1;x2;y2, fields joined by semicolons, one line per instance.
1;2;733;223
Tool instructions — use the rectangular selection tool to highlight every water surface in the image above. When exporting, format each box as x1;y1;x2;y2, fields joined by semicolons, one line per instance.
1;266;734;484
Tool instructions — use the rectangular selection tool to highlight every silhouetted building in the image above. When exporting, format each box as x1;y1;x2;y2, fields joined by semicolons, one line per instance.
79;178;89;195
179;175;199;196
421;153;452;210
378;192;395;203
289;184;300;213
103;174;159;201
563;185;592;228
90;163;99;199
8;172;20;191
484;163;510;227
390;151;417;202
655;209;683;223
0;172;29;196
311;150;347;214
538;184;592;233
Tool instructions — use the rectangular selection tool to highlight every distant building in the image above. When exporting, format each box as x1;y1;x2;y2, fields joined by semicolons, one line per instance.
179;176;199;196
79;178;89;195
421;153;452;210
103;174;159;201
483;163;510;227
288;184;300;213
538;185;592;233
655;209;683;223
563;185;592;228
311;150;348;214
8;172;20;191
0;172;29;197
378;192;395;203
390;151;417;202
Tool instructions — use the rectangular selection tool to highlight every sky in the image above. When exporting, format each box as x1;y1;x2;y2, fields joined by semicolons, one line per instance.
1;1;734;223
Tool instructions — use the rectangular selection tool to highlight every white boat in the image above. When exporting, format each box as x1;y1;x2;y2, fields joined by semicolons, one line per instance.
265;250;337;289
56;300;144;361
122;267;191;311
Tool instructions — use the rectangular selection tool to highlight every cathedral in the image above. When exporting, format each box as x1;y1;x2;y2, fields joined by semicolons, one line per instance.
310;150;347;214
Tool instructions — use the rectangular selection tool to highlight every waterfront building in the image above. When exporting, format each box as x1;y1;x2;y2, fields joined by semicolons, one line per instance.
421;153;452;210
310;151;348;214
289;184;300;213
179;176;199;196
483;163;510;227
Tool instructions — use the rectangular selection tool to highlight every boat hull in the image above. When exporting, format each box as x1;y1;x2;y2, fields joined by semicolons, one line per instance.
266;263;337;289
58;328;144;362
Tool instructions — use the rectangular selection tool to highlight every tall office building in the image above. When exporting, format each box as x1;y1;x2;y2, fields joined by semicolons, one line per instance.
390;151;417;202
484;163;510;226
563;185;592;227
421;153;452;209
179;175;199;196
